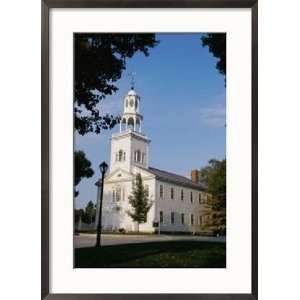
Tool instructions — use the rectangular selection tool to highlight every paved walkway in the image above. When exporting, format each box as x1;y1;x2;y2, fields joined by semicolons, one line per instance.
74;233;226;248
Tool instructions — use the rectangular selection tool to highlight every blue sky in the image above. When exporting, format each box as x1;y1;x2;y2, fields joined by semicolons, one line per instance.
75;33;226;209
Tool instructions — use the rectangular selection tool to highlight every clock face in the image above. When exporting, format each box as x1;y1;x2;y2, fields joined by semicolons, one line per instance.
130;99;134;107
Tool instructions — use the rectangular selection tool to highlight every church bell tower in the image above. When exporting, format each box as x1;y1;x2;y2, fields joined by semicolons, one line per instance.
119;87;143;133
109;86;150;173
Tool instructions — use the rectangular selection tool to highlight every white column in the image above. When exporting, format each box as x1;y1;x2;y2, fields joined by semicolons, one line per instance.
119;120;122;132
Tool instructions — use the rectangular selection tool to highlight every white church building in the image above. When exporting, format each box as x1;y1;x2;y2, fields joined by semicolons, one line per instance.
95;88;211;234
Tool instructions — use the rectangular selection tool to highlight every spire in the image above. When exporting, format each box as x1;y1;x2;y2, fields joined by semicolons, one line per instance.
119;87;143;134
128;72;136;90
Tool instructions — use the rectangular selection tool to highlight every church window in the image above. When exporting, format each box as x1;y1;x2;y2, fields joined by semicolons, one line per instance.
112;190;115;201
145;184;149;194
135;99;138;109
190;191;193;203
181;189;184;201
116;187;121;202
159;185;163;198
134;150;142;162
191;214;194;225
116;150;125;162
181;213;185;224
142;153;146;164
160;211;163;223
171;187;174;199
199;193;201;204
118;150;123;161
171;212;175;224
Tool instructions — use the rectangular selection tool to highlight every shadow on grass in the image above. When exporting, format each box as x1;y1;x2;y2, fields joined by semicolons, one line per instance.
75;241;226;268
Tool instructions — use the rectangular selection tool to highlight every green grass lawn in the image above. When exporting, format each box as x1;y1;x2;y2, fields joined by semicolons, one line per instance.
75;241;226;268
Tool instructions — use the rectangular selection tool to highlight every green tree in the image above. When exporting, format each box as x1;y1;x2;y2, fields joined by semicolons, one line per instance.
83;201;96;224
127;173;153;232
201;33;226;78
74;208;84;223
200;159;226;235
75;33;158;135
74;150;94;197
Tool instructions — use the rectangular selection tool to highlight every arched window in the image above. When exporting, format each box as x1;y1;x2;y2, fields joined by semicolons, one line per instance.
181;189;184;201
171;187;174;199
127;117;134;131
122;187;125;201
159;185;163;198
116;186;121;202
135;150;141;162
160;211;163;223
136;117;141;132
118;150;123;161
121;118;126;131
171;212;175;224
191;214;194;225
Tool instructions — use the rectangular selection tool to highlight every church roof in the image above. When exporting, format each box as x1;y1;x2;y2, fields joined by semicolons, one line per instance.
95;166;205;191
146;167;205;191
127;89;137;96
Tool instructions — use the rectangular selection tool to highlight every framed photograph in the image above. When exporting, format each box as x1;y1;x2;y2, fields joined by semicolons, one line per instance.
42;0;257;299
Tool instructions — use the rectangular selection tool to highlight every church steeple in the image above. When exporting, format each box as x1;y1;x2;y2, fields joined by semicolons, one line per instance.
119;88;143;133
111;87;150;173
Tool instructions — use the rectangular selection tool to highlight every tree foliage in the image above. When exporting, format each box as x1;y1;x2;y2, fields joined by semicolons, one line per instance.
200;159;226;202
83;201;97;224
74;201;96;224
200;159;226;235
127;173;153;232
75;33;158;135
74;150;94;197
201;33;226;78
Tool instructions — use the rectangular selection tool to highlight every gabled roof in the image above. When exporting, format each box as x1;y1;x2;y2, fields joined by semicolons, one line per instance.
96;166;205;191
95;168;133;186
146;167;204;191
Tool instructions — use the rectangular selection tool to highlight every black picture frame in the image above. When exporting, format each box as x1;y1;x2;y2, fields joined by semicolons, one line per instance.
41;0;258;299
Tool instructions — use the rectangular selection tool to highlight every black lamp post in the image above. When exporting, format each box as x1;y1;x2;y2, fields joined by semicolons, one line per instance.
95;161;108;248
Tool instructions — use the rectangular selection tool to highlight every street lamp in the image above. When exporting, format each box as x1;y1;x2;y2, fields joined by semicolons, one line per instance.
95;161;108;247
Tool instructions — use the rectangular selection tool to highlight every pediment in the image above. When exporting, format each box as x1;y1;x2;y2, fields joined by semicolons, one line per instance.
104;168;133;183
